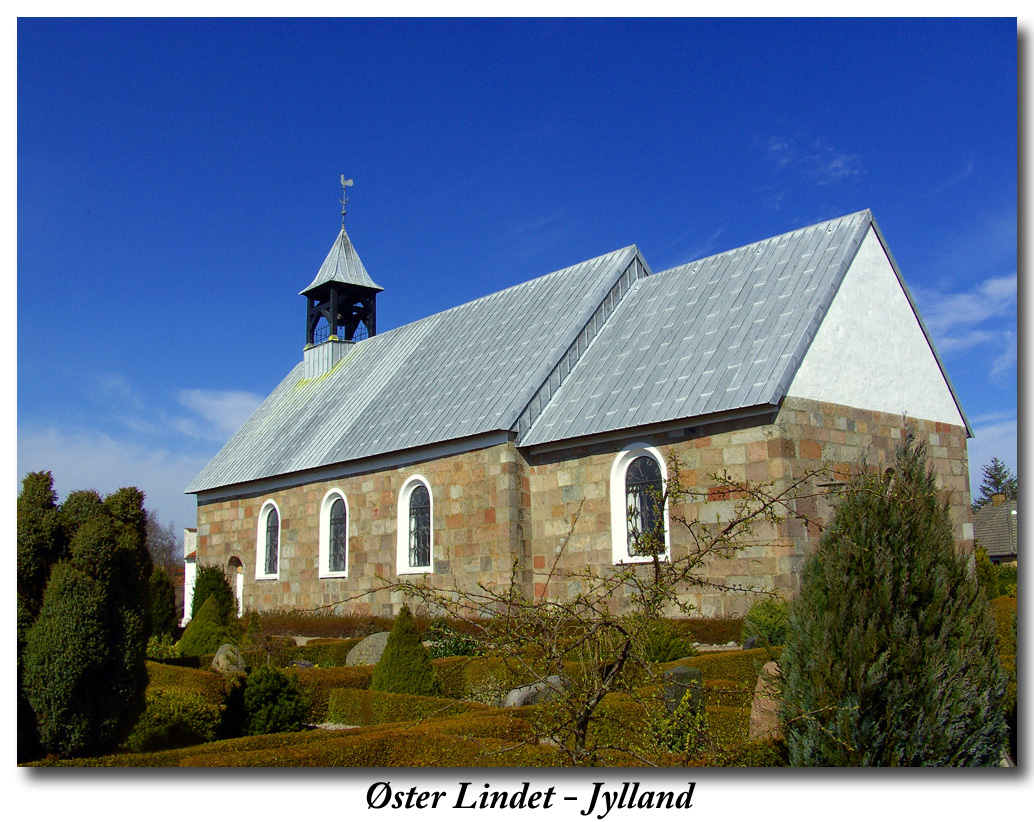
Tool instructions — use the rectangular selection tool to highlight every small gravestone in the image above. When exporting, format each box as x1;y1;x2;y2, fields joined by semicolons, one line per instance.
662;666;704;714
748;661;783;741
346;631;391;666
743;635;759;650
503;675;571;708
211;643;246;675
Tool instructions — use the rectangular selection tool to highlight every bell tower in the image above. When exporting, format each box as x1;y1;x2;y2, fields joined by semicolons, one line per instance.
301;176;383;378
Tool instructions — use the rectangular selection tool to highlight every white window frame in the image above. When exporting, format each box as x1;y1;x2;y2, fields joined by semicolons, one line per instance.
255;499;281;580
609;443;670;564
396;474;433;575
319;488;350;579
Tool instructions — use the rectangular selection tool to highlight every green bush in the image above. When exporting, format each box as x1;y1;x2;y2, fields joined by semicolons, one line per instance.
294;666;375;723
146;633;178;661
780;433;1008;766
424;619;482;659
741;596;790;647
190;564;236;624
124;688;221;752
243;665;309;736
149;567;179;639
371;605;441;697
641;620;697;663
176;596;234;657
676;647;780;686
276;638;364;668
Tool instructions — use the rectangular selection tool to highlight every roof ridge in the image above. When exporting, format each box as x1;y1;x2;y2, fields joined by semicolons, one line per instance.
654;209;873;277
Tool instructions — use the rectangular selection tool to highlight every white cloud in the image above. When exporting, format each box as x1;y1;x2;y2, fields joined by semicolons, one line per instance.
176;389;264;439
17;426;211;535
765;135;860;185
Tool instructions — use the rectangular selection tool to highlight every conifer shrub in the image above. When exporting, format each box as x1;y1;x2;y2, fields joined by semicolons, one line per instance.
370;605;441;697
176;596;234;657
190;564;236;623
21;483;152;759
780;433;1008;766
741;596;790;647
242;665;309;736
149;567;179;638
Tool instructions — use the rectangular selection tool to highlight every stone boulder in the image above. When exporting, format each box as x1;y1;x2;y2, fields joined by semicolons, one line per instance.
662;666;704;714
211;643;246;675
502;675;572;708
346;631;391;667
748;661;783;741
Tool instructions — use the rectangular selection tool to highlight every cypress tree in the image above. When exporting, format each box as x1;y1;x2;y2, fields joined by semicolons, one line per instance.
371;605;441;696
190;564;237;623
781;432;1008;765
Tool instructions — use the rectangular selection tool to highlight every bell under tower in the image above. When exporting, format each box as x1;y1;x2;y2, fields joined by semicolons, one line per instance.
301;176;383;378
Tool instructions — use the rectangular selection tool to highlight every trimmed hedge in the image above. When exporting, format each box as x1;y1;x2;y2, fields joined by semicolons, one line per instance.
294;665;375;723
678;647;781;685
124;688;221;752
327;688;483;726
273;638;364;668
145;661;227;707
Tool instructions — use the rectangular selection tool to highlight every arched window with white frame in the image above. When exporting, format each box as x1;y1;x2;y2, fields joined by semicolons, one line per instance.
396;475;433;574
256;500;281;580
609;444;670;564
319;488;349;578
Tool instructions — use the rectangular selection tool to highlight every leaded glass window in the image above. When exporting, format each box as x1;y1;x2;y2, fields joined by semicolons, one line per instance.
626;455;663;556
264;507;279;575
329;497;347;573
408;484;431;569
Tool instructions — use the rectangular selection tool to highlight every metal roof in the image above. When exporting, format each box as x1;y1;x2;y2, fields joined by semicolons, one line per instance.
188;208;967;496
186;245;643;494
300;227;384;294
521;211;872;445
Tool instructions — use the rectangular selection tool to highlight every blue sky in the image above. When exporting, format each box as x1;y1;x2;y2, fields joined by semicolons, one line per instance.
16;18;1017;539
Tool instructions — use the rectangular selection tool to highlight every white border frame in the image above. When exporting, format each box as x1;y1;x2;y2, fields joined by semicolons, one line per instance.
396;474;433;574
255;499;281;580
609;443;670;564
319;488;350;578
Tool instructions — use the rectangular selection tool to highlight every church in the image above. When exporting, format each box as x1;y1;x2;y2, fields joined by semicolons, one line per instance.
185;200;973;618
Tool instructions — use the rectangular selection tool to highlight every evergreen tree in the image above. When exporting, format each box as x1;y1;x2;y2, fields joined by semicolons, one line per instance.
149;566;179;638
190;564;237;623
974;456;1017;509
21;484;153;758
780;432;1008;766
371;605;441;696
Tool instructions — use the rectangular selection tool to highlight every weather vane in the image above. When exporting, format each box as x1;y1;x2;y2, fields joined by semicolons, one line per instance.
340;174;354;228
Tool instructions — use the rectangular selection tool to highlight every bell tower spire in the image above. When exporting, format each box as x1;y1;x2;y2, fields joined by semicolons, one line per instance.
300;175;383;377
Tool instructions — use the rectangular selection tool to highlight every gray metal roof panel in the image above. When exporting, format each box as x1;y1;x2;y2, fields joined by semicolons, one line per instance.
186;246;639;493
521;211;873;446
300;228;384;294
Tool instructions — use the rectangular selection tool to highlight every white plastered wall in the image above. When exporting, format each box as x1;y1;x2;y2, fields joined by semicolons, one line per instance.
786;227;965;427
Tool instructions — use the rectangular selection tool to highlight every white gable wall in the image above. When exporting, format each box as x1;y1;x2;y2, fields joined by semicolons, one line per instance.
785;227;965;428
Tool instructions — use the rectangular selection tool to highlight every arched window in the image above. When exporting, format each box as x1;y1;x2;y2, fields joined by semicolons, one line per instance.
396;476;433;574
256;500;281;580
609;444;670;564
626;455;664;555
319;489;349;578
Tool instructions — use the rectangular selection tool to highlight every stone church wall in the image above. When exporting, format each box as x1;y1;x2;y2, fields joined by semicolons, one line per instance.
195;397;970;619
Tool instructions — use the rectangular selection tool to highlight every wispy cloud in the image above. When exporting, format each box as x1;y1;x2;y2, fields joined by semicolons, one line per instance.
927;158;975;196
765;135;860;185
913;273;1016;373
176;389;264;439
17;426;210;534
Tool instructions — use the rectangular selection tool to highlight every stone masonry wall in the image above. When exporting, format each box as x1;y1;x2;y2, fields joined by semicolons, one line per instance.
523;396;971;618
195;397;970;620
195;440;524;618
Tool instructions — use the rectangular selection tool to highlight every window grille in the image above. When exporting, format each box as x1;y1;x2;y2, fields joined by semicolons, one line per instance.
329;497;347;572
265;508;279;575
408;485;431;569
626;455;663;556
